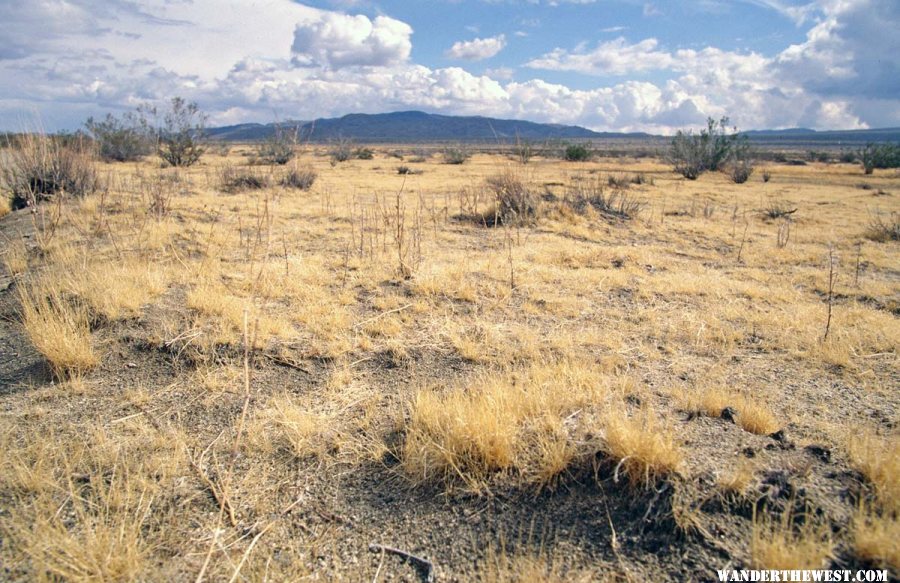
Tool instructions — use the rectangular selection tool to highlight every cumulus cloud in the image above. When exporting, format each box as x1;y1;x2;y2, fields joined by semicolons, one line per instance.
0;0;896;134
291;12;412;68
526;37;673;75
445;35;507;61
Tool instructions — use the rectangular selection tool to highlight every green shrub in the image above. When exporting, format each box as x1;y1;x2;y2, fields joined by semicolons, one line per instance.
563;143;592;162
85;112;151;162
670;117;744;180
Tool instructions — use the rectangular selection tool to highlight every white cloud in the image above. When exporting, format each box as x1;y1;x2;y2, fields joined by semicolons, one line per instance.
0;0;896;134
445;35;507;61
291;13;412;68
526;37;673;75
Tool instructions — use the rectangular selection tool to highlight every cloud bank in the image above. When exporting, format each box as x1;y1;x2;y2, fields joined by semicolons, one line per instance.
0;0;896;133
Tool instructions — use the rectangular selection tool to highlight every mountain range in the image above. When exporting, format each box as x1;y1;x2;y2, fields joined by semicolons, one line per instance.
205;111;900;144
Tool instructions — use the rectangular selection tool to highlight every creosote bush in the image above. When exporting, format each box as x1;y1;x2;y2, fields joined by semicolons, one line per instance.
442;145;471;165
1;132;103;209
85;112;152;162
563;143;592;162
154;97;207;168
255;123;298;165
670;117;749;180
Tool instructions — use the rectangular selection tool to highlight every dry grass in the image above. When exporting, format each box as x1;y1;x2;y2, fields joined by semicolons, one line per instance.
2;236;28;276
847;432;900;511
478;543;598;583
401;363;610;491
602;408;683;486
17;277;97;379
678;386;780;435
0;145;897;580
852;503;899;571
751;510;833;570
0;195;10;217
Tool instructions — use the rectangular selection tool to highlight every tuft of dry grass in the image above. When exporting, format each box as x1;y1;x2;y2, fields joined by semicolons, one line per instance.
847;432;900;511
0;194;10;217
678;386;779;435
401;363;608;491
478;543;597;583
18;277;97;379
852;503;899;571
751;510;833;570
602;408;683;486
250;394;337;459
3;236;28;276
717;459;758;497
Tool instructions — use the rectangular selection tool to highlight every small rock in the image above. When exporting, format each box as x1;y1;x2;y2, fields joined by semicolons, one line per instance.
721;407;737;422
742;447;756;458
126;362;137;369
769;429;788;442
804;444;831;463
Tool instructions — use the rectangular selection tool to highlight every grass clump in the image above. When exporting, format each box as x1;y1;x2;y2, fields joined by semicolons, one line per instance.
847;432;899;510
864;211;900;242
279;167;317;190
751;510;833;570
485;171;540;225
602;408;683;486
18;277;97;380
218;164;270;192
565;180;643;220
852;503;899;571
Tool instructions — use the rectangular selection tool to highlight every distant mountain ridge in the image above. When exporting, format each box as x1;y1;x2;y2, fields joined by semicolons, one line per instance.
205;111;900;144
206;111;647;142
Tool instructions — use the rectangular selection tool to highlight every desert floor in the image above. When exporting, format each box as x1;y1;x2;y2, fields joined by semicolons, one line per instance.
0;146;897;581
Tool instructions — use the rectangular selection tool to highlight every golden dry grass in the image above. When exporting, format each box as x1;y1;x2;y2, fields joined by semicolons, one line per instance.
852;503;900;571
17;277;97;379
0;145;897;580
847;432;900;511
751;510;833;570
602;408;683;486
0;195;10;218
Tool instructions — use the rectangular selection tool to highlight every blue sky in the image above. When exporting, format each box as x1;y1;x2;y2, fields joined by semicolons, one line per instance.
0;0;897;133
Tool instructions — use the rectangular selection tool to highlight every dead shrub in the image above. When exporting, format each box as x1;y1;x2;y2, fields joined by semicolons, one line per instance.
2;132;103;209
564;180;643;220
217;164;270;192
485;171;540;225
864;211;900;242
279;167;317;190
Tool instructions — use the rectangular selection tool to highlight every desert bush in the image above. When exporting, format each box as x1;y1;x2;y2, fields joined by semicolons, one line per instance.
839;150;857;164
329;138;353;164
729;158;754;184
864;211;900;242
152;97;207;167
256;123;298;165
761;199;798;220
279;167;317;190
1;133;102;209
807;150;831;163
485;171;540;224
442;145;471;165
859;143;900;174
85;112;152;162
565;180;642;220
563;143;591;162
670;117;744;180
218;164;270;192
354;147;374;160
513;139;537;164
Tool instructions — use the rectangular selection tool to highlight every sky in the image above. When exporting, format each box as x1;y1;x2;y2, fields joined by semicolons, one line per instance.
0;0;898;134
